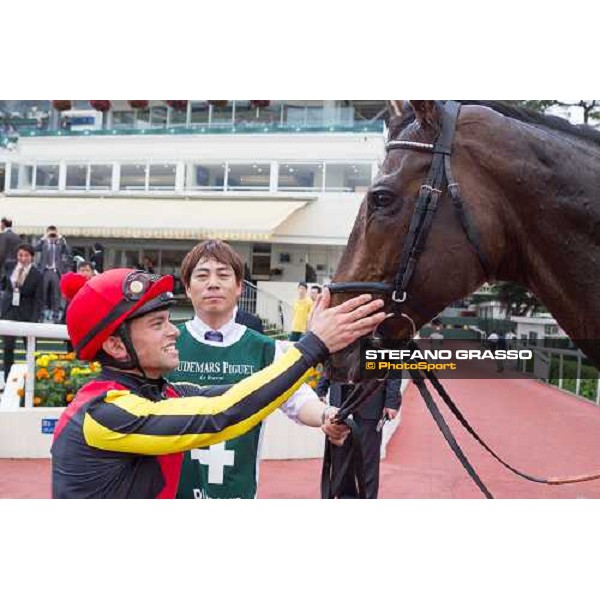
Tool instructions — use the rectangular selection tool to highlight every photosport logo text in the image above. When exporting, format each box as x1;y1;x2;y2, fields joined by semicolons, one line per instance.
359;340;534;380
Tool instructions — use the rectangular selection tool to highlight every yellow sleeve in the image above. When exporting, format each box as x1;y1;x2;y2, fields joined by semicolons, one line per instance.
83;335;327;455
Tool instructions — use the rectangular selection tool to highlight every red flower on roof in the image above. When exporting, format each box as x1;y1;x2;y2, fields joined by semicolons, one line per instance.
128;100;149;110
90;100;111;112
52;100;72;111
165;100;188;112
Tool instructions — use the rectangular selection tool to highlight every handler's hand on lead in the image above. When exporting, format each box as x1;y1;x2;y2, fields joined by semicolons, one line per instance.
309;288;386;353
321;407;349;446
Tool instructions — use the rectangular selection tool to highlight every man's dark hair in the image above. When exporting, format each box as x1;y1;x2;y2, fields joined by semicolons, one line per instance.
298;282;308;289
2;217;13;228
77;261;93;271
311;285;321;293
180;239;244;288
17;243;35;257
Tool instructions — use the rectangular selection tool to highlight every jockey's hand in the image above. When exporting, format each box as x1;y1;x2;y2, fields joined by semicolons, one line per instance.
309;288;387;354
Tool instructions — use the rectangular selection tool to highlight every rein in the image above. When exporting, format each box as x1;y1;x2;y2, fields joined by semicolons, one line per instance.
322;100;600;498
323;344;600;499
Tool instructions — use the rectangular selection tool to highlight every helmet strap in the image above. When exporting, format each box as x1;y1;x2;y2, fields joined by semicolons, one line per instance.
100;323;148;378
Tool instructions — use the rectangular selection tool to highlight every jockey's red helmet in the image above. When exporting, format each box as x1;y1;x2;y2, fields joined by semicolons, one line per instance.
61;269;175;360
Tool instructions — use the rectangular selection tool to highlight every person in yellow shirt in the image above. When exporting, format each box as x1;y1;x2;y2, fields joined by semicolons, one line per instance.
289;282;313;341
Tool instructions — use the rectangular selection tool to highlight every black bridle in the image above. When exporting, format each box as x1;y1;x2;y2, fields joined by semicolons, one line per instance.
322;102;492;498
321;101;600;498
322;101;490;498
326;100;494;331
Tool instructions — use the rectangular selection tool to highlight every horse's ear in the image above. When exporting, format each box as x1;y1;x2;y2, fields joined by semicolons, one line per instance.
409;101;440;128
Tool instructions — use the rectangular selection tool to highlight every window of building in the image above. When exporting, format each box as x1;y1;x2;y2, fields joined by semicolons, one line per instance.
325;163;372;192
190;102;209;126
251;243;272;280
120;164;147;191
66;164;88;190
544;324;559;336
0;163;5;192
169;105;187;126
233;101;276;125
148;164;176;191
284;104;309;126
112;111;135;130
210;103;232;126
150;106;168;128
135;108;151;129
227;163;270;190
233;101;253;124
89;164;113;190
159;249;189;292
10;164;33;190
114;249;141;269
278;163;323;191
188;163;226;191
35;164;60;190
250;102;279;125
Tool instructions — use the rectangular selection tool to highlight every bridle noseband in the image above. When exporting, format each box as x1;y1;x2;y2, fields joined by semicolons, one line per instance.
327;100;494;335
322;104;600;499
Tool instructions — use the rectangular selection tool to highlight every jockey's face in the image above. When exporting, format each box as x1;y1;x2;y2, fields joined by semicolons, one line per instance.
102;309;180;378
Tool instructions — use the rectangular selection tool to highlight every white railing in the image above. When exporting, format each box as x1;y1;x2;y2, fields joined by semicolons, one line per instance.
0;320;68;409
522;345;600;405
239;281;293;333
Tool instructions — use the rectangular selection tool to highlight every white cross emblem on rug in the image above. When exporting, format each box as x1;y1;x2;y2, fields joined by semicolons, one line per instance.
191;442;235;484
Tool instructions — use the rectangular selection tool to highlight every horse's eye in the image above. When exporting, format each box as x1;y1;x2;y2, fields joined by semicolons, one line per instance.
371;190;396;209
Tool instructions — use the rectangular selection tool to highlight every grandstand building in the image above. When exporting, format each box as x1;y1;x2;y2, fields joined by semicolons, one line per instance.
0;100;387;286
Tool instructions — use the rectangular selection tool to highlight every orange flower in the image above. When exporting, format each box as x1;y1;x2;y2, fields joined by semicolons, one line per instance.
17;388;24;397
33;397;42;406
65;353;76;361
66;393;74;403
36;368;49;379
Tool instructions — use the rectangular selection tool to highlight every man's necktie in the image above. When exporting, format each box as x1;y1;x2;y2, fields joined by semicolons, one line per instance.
204;330;224;343
15;266;24;288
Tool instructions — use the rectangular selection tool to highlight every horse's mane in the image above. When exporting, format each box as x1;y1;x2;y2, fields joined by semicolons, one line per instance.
393;101;600;147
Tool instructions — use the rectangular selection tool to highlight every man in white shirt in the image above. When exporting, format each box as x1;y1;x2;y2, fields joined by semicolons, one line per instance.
169;240;347;499
1;243;43;381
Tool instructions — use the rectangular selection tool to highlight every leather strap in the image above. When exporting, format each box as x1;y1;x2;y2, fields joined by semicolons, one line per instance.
409;367;494;498
444;154;494;281
321;417;366;499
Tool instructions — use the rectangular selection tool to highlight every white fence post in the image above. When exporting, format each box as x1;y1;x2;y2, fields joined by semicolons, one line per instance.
558;353;564;390
24;335;36;408
0;320;69;411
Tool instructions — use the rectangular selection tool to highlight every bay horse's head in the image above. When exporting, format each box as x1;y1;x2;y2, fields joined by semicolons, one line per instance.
329;101;507;381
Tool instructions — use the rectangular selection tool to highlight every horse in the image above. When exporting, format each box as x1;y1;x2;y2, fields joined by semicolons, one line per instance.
328;100;600;380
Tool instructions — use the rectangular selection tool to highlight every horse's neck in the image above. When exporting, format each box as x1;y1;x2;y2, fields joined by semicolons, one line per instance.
498;132;600;342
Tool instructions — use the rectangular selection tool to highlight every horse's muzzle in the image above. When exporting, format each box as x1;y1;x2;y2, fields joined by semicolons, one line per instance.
326;341;362;383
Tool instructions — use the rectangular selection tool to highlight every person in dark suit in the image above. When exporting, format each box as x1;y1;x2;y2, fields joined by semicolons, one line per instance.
35;225;71;322
1;243;44;380
317;375;403;498
91;242;104;273
0;217;21;278
235;307;264;334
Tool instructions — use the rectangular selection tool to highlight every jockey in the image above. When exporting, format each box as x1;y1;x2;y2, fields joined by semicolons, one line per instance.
51;268;385;498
